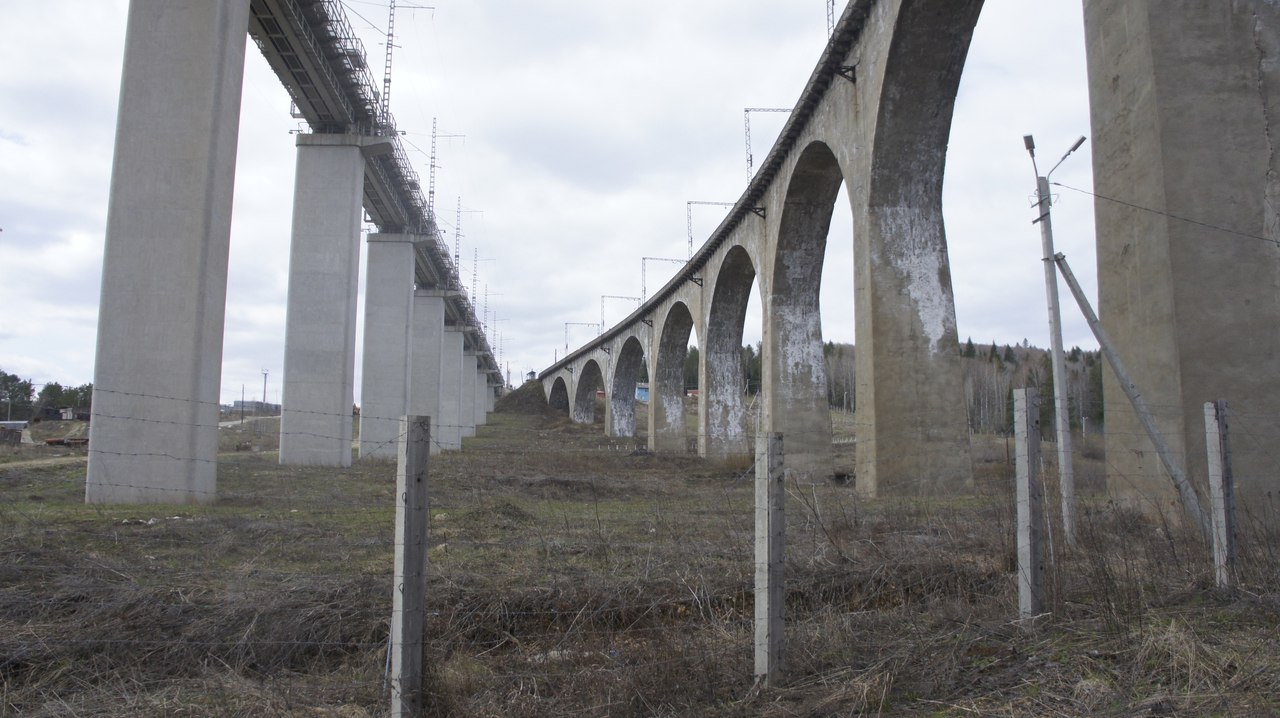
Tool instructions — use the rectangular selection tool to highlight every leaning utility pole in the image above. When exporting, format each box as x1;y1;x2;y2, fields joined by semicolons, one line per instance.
1053;251;1211;544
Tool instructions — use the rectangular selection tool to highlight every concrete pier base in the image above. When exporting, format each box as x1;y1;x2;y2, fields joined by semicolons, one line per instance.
409;290;447;455
278;135;367;466
85;0;251;505
358;234;417;460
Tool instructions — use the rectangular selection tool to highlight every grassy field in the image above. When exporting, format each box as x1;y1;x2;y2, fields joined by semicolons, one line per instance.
2;401;1279;716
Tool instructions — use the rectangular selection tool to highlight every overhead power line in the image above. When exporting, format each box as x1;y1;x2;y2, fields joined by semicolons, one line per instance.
1052;182;1279;247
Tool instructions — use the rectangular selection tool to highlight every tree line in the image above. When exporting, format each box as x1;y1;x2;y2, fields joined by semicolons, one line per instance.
0;368;92;421
679;339;1104;434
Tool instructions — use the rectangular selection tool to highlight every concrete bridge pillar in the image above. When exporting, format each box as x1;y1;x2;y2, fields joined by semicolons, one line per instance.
358;234;418;460
86;0;251;504
460;350;478;438
437;327;465;450
847;0;980;495
701;247;757;463
473;365;489;427
1085;1;1280;515
851;199;973;495
409;290;447;455
278;134;369;466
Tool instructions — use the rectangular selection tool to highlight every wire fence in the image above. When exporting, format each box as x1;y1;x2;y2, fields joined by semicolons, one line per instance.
4;390;1280;715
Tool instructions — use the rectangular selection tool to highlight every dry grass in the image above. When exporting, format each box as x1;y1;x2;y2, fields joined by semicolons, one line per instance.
2;411;1279;716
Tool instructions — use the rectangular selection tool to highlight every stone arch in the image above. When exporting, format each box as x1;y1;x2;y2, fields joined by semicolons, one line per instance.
608;336;646;438
651;301;696;453
547;376;570;416
701;245;758;460
572;359;605;423
765;140;843;481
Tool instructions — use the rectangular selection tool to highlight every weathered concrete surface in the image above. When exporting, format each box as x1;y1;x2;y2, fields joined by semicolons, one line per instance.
473;366;490;427
1085;1;1280;518
607;336;646;438
86;0;250;504
409;290;447;455
543;0;1277;504
278;135;367;466
650;302;697;453
460;351;477;439
548;377;570;415
572;360;606;424
437;328;465;450
764;143;840;483
358;234;417;460
700;246;757;461
540;0;978;492
848;0;980;494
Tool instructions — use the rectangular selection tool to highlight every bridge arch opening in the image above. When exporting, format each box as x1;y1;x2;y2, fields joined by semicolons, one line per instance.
608;336;647;439
572;359;606;424
548;376;570;417
766;139;844;481
652;301;699;453
702;245;761;461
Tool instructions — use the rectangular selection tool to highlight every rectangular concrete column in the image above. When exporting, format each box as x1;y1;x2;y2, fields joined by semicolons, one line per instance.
85;0;251;505
278;135;366;466
1085;2;1280;513
409;290;446;455
437;328;465;450
358;234;418;460
473;369;489;427
460;351;478;438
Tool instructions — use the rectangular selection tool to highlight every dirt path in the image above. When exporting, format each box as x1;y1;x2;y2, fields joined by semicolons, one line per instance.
0;455;88;470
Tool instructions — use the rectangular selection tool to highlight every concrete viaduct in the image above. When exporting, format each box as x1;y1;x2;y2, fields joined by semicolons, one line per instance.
85;0;499;504
540;0;1280;513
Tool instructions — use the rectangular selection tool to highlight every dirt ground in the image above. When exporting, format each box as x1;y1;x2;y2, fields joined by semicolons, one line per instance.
2;404;1278;716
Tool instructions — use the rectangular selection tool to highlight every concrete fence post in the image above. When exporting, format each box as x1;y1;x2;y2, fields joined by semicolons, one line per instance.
391;416;430;717
1204;400;1237;589
1014;389;1045;619
754;432;785;685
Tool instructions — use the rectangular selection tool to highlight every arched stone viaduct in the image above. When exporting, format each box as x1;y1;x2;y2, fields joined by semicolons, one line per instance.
541;0;1280;508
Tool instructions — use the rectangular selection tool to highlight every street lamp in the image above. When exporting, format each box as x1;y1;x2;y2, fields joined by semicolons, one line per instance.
1024;133;1086;547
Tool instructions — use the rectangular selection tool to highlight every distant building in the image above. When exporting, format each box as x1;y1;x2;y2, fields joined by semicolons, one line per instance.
635;383;649;403
232;400;281;414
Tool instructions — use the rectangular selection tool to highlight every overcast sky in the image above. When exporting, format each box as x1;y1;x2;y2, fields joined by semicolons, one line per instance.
0;0;1097;404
